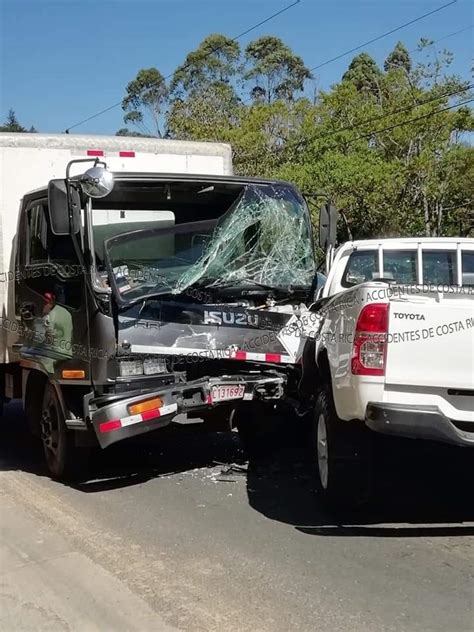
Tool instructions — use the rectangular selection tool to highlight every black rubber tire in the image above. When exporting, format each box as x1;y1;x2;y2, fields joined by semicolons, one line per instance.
41;383;87;481
312;385;373;508
232;401;278;457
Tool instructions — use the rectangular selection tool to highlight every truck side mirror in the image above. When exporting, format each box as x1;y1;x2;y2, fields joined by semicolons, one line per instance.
48;179;81;236
319;202;338;250
80;166;114;199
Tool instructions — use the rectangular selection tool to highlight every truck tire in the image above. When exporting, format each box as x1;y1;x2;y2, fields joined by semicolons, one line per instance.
40;383;87;481
231;401;276;458
313;385;373;508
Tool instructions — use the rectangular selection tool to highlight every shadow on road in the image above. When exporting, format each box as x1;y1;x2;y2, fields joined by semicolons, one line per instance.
1;401;473;536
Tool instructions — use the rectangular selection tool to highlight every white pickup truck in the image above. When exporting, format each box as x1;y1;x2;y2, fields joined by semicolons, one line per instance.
301;229;474;506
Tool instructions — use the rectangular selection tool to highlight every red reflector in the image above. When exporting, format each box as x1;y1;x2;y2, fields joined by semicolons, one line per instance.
87;149;104;156
99;419;121;433
265;353;281;363
119;151;135;157
141;408;161;422
234;351;247;360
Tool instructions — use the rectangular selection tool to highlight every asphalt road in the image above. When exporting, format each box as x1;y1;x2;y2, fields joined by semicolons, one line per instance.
1;401;473;632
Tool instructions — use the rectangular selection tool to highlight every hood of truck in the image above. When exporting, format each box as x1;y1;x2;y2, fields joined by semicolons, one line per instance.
116;298;306;363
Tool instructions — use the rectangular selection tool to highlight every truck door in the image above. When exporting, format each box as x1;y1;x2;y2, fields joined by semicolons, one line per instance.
15;196;89;379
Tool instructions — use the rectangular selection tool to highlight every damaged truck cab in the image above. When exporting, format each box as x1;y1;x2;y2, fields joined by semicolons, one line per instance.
3;136;317;479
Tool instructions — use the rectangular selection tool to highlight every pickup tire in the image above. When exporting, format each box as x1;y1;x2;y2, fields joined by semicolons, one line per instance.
313;386;373;508
41;383;88;481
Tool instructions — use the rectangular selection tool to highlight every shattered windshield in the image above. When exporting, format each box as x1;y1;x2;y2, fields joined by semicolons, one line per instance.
102;183;314;303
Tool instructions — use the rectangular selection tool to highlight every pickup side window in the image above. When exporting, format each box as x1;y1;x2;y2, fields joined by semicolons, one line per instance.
342;251;377;286
462;252;474;286
383;251;417;283
342;250;417;287
422;250;456;285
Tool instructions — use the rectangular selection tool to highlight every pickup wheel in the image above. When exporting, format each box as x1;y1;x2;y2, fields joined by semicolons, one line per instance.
41;384;88;481
313;386;373;508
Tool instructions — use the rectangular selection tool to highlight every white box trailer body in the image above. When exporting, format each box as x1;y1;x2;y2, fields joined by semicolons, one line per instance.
0;133;233;362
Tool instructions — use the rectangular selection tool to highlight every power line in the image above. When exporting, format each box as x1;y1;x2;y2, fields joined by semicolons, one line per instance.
292;83;473;150
240;12;469;107
309;0;458;72
64;0;301;133
242;97;473;163
303;97;474;152
409;24;473;52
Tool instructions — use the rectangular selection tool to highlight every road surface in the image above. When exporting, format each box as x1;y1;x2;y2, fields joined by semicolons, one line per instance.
1;401;473;631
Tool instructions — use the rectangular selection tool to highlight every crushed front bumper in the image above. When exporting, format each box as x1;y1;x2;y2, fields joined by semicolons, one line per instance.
88;372;286;448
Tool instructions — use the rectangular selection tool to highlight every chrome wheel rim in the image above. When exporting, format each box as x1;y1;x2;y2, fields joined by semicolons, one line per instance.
317;413;329;489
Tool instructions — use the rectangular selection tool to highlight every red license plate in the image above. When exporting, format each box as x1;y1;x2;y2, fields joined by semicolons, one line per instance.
211;384;246;402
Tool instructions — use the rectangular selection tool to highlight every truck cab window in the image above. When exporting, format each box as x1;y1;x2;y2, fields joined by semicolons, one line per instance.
27;204;49;264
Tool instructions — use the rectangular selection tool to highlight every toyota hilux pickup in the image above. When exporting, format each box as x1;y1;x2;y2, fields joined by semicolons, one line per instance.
300;207;474;506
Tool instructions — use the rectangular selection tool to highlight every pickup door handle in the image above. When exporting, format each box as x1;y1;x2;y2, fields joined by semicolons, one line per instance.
20;302;35;320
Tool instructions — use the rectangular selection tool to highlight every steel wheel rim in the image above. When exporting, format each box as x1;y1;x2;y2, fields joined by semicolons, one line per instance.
41;404;59;459
317;413;329;489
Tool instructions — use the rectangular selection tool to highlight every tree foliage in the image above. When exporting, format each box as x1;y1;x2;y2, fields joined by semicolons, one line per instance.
170;34;240;97
0;109;36;132
121;68;168;137
119;34;473;238
244;36;312;103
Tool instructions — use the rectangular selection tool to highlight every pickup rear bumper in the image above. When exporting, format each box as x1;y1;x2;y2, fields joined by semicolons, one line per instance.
89;372;285;448
366;403;474;447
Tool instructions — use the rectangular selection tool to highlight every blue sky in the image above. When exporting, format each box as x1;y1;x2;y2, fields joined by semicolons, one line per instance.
1;0;472;135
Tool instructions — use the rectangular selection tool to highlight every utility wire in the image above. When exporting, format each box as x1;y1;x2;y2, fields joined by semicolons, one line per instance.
242;96;473;162
240;17;470;107
292;83;473;150
64;0;301;133
409;23;473;52
309;0;458;72
297;97;474;153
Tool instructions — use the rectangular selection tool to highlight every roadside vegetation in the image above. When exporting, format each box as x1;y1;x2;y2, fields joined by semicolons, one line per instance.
117;36;473;238
3;36;472;237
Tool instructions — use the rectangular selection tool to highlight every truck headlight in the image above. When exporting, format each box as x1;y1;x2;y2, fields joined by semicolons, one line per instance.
118;357;168;377
119;359;143;376
143;357;167;375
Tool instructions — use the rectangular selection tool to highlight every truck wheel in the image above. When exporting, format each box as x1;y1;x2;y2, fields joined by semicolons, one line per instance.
231;401;276;458
313;386;373;508
40;384;87;481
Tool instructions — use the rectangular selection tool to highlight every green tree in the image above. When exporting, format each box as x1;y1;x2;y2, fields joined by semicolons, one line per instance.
244;36;312;103
115;128;153;138
170;34;240;97
121;68;168;137
384;41;411;74
342;53;382;96
0;108;36;132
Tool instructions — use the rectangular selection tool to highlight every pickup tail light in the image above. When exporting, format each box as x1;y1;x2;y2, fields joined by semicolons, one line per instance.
351;303;389;376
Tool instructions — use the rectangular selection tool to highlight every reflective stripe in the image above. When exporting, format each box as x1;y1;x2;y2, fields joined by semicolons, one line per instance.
130;344;294;363
99;403;177;433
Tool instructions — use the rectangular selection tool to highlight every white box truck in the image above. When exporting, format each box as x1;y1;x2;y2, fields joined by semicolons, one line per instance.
0;133;318;479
